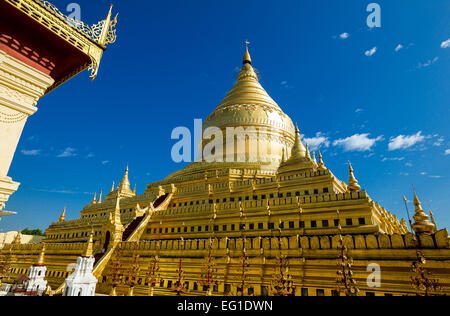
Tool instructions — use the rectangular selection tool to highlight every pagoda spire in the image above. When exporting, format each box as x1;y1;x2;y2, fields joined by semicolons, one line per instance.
91;193;97;204
97;190;103;204
133;184;137;195
347;162;361;192
111;196;122;226
317;150;326;171
83;230;94;258
305;143;311;159
411;190;436;234
110;181;115;193
35;244;46;266
290;124;306;159
58;207;66;222
281;147;286;163
118;165;131;193
243;40;252;65
13;230;21;244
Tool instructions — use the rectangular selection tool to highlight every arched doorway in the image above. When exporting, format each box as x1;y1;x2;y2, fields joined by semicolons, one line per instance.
103;231;111;253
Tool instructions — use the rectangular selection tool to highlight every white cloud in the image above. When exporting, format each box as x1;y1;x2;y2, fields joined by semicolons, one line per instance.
86;153;95;158
57;147;77;158
429;175;443;179
303;133;330;151
355;108;364;113
395;44;403;52
405;162;413;167
433;136;444;147
339;32;350;39
420;172;427;175
102;160;110;165
388;131;426;151
280;81;293;89
445;149;450;155
365;47;377;56
21;149;40;156
382;157;405;162
441;39;450;49
417;57;439;69
333;134;383;152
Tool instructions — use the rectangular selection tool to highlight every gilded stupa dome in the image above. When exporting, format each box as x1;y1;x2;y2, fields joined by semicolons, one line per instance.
165;45;295;181
204;46;295;147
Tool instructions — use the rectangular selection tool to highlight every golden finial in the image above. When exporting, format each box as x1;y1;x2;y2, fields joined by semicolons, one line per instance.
281;147;286;163
347;162;361;192
290;124;307;159
12;230;21;244
118;165;131;193
97;190;103;204
305;143;311;159
133;184;137;195
84;229;94;258
411;189;436;234
312;151;316;163
243;40;252;65
429;210;437;230
111;197;122;225
58;207;66;223
98;4;114;46
317;150;326;171
91;192;97;204
36;243;46;266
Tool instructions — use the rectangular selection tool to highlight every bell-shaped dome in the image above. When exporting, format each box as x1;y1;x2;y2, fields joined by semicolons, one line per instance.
202;46;295;164
165;45;296;181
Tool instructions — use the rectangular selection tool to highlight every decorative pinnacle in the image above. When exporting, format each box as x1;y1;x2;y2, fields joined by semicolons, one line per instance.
13;230;21;244
97;190;103;204
347;161;361;192
317;150;326;170
36;244;46;266
411;188;436;234
290;125;307;159
84;229;94;258
91;192;97;204
110;181;115;193
59;207;66;222
243;40;252;65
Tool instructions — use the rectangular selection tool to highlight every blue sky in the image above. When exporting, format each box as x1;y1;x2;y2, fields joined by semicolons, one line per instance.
2;0;449;232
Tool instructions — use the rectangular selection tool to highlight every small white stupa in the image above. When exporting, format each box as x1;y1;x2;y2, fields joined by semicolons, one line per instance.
63;231;98;296
24;244;48;296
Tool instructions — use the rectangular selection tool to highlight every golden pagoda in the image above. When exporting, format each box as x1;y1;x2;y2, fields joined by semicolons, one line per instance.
2;46;449;297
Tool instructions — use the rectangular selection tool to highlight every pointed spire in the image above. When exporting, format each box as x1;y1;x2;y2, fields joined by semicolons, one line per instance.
312;151;316;163
91;192;97;204
13;230;21;244
305;143;311;159
281;147;286;163
412;189;436;234
58;207;66;222
118;165;131;193
347;162;361;192
97;190;103;204
317;150;326;171
290;124;307;159
133;184;137;195
98;4;114;46
110;181;115;193
243;40;252;65
84;229;94;258
35;244;45;266
111;197;122;226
